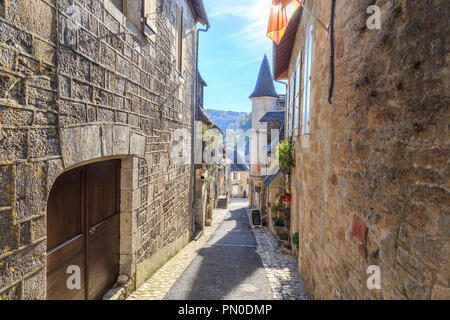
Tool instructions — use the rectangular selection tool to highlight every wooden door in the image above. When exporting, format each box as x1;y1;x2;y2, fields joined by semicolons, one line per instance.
46;160;120;300
86;161;120;300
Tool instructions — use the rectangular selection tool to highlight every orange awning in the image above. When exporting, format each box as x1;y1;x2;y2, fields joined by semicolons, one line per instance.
267;0;303;45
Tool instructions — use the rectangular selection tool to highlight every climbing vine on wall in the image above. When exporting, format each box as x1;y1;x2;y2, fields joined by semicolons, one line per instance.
276;138;293;176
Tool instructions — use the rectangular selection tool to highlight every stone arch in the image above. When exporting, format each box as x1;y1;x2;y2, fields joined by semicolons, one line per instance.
43;123;147;299
59;123;146;170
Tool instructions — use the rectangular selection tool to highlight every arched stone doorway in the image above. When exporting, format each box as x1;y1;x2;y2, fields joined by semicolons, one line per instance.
46;159;121;300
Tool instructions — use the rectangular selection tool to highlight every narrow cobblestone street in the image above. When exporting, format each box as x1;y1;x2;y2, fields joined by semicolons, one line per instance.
128;199;308;300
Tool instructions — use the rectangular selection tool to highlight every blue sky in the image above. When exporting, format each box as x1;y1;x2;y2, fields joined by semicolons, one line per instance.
198;0;284;113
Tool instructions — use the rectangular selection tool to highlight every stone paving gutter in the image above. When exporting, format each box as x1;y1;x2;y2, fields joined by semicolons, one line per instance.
247;209;309;300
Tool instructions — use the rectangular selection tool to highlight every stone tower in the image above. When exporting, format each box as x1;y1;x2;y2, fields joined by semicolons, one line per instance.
249;55;278;207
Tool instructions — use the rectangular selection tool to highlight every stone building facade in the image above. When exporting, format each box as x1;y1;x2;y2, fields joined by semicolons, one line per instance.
0;0;208;299
274;0;449;299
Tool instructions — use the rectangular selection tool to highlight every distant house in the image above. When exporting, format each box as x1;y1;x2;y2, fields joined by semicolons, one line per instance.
227;149;249;198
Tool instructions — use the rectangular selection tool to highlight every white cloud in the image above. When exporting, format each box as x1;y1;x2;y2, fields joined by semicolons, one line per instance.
206;0;273;49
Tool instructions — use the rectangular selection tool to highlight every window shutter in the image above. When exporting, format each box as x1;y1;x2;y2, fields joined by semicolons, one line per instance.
142;0;157;37
175;5;185;74
181;12;186;75
176;5;182;72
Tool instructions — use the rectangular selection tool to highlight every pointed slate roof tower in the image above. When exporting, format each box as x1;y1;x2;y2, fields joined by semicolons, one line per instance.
249;55;279;99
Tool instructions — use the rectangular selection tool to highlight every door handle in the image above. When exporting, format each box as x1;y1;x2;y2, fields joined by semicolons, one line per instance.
89;226;96;235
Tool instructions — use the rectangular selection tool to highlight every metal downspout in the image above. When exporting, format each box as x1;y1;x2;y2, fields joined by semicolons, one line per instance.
191;22;209;233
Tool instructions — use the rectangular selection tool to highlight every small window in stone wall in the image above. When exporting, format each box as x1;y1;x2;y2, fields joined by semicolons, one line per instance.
0;0;5;18
143;0;158;38
111;0;125;14
176;4;185;74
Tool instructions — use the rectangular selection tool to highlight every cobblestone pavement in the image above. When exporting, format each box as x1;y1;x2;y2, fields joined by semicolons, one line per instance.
164;200;272;300
247;209;309;300
128;201;237;300
128;199;309;300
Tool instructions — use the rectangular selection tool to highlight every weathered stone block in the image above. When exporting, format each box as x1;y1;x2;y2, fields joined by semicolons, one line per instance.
398;222;444;268
0;107;33;126
113;125;130;155
0;129;27;161
8;0;55;41
431;284;450;300
28;87;56;110
46;159;63;192
31;215;46;241
352;215;367;245
15;162;47;220
130;132;145;156
98;107;115;122
0;241;46;287
61;125;101;167
0;165;13;207
117;55;130;77
23;268;45;300
19;220;31;247
0;282;22;300
0;210;19;252
101;43;116;70
60;101;87;125
35;112;57;126
29;128;60;158
72;80;92;102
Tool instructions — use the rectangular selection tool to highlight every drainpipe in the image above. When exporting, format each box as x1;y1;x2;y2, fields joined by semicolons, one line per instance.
275;80;288;98
328;0;336;104
191;22;209;233
275;79;287;135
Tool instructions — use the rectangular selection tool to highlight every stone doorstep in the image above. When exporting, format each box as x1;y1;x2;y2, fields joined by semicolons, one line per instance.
103;275;136;300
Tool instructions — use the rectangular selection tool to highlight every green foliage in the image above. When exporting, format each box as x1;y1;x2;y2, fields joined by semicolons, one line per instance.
271;204;279;213
205;109;249;131
205;165;220;182
292;232;300;246
275;218;284;227
276;138;293;175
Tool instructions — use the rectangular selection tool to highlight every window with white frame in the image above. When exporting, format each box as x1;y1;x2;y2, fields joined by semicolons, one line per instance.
294;54;301;135
108;0;158;39
301;25;313;135
288;72;295;136
285;91;290;134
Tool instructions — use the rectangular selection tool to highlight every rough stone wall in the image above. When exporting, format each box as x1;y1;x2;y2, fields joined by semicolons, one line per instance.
0;0;197;299
289;0;449;299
